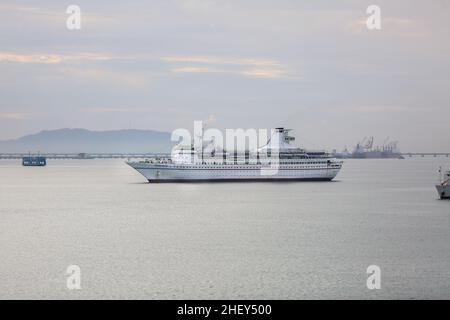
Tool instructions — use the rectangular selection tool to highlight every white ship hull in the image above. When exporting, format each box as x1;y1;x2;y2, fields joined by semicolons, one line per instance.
127;163;341;182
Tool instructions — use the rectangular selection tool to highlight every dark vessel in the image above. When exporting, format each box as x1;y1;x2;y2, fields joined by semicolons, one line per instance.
22;154;46;166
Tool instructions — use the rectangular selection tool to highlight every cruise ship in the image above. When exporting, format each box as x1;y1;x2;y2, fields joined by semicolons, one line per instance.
127;128;343;182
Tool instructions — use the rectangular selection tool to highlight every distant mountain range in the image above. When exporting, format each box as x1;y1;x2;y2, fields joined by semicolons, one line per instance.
0;128;175;153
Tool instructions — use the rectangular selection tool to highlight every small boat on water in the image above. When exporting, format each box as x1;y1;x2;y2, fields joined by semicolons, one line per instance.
436;167;450;199
22;154;46;166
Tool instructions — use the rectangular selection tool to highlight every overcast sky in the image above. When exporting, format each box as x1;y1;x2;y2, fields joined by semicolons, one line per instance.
0;0;449;152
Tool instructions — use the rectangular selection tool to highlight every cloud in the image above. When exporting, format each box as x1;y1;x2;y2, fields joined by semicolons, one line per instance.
163;55;289;79
0;53;63;64
0;52;121;65
162;56;280;66
1;51;289;79
343;105;419;113
240;68;287;79
171;66;220;73
178;0;218;11
85;107;150;113
0;3;116;26
0;4;41;13
0;112;28;120
59;67;147;87
0;51;146;88
347;16;424;37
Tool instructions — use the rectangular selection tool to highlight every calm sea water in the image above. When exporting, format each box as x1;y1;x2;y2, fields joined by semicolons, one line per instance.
1;158;449;299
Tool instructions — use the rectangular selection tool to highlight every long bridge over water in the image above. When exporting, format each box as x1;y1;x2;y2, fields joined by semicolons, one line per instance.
402;153;450;157
0;153;171;160
1;152;449;160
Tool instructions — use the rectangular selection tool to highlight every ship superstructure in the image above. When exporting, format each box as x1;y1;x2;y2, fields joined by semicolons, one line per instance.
127;128;343;182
